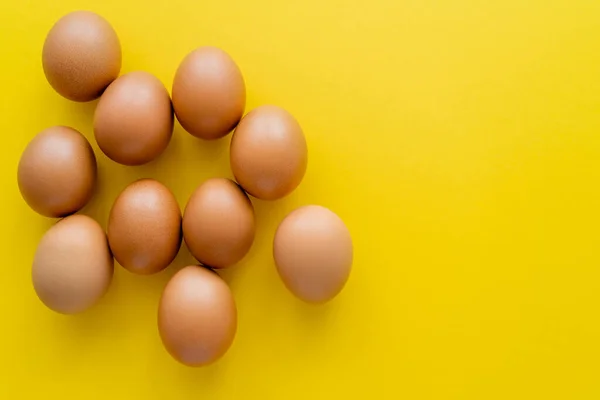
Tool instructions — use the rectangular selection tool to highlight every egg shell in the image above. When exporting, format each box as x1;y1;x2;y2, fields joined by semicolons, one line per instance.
274;205;353;303
107;179;181;275
182;178;255;268
172;46;245;140
230;105;308;200
94;71;174;166
158;265;237;367
18;126;97;218
42;11;121;102
32;214;114;314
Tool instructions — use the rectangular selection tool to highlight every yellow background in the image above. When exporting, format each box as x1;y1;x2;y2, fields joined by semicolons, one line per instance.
1;0;600;398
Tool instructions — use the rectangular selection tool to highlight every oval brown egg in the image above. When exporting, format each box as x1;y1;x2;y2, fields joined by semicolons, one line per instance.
107;179;181;275
172;46;245;140
18;126;97;218
230;105;308;200
42;11;121;102
32;214;114;314
183;178;255;268
274;205;353;303
158;265;237;367
94;71;173;166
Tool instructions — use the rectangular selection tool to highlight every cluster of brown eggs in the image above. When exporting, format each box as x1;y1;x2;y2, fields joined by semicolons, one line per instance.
18;11;353;367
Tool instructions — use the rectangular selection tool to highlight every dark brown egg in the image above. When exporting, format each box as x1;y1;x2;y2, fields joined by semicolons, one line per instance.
18;126;96;217
32;214;114;314
107;179;181;275
230;105;308;200
182;178;255;268
94;71;173;165
42;11;121;102
172;46;245;140
274;205;353;303
158;265;237;366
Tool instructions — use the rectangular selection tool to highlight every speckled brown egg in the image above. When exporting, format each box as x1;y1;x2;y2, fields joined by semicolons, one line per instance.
18;126;97;218
172;46;245;140
107;179;181;275
42;11;121;102
182;178;254;268
94;71;173;165
158;265;237;367
32;214;113;314
274;205;353;303
230;105;307;200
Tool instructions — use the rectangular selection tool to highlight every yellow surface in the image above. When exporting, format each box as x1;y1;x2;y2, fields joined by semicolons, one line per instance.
1;0;600;398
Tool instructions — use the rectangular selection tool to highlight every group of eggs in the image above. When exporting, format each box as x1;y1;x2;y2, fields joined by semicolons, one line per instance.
18;11;353;367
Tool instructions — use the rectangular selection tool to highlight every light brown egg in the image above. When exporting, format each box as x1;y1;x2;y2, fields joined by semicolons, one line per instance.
172;46;245;140
183;178;254;268
42;11;121;102
18;126;96;218
274;205;353;303
158;265;237;366
230;105;308;200
107;179;181;275
94;71;173;165
32;214;113;314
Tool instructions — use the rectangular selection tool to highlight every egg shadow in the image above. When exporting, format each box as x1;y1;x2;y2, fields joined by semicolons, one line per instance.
37;285;124;365
251;181;309;227
146;339;229;397
70;99;99;128
213;262;255;298
188;128;232;166
78;159;147;229
172;121;232;166
60;296;118;333
294;297;340;327
24;211;58;240
32;83;99;132
251;197;294;227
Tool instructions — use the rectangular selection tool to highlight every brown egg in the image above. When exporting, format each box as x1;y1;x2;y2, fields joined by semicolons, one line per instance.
32;214;113;314
18;126;97;218
183;178;254;268
274;205;353;303
94;71;173;165
230;105;308;200
42;11;121;102
172;46;245;140
158;265;237;366
108;179;181;275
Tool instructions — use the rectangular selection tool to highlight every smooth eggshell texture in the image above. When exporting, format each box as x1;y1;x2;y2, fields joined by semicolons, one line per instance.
172;46;245;140
18;126;97;218
230;105;307;200
158;265;237;366
108;179;181;275
94;71;174;165
32;214;114;314
274;205;353;303
42;11;121;102
183;178;255;268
